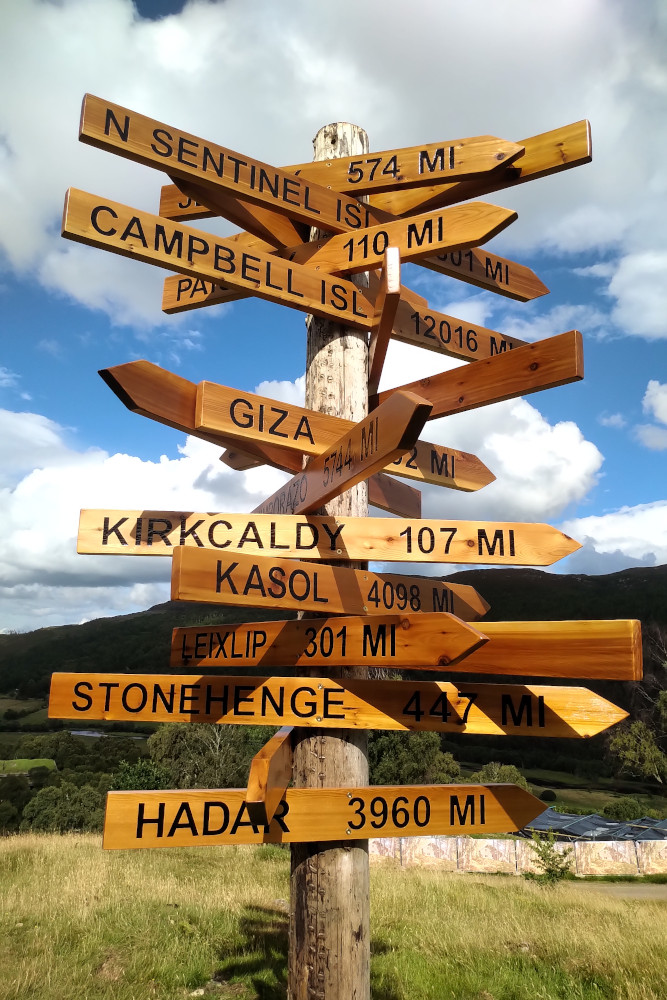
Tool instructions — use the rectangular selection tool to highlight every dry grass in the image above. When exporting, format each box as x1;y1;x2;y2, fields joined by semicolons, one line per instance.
1;834;666;999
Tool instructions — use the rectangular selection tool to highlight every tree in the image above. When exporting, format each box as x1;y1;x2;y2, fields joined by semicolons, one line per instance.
110;758;172;790
469;761;530;791
20;782;104;833
147;723;276;789
369;732;461;785
609;721;667;784
0;801;19;834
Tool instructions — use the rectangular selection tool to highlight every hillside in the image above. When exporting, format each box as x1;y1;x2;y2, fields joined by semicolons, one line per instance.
1;564;665;698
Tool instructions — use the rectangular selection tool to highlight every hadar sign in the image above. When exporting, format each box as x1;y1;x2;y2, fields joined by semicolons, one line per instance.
170;613;487;669
369;120;592;217
49;672;627;739
102;784;544;849
251;390;432;516
62;189;375;331
371;330;584;418
170;549;490;621
99;359;495;492
78;510;580;567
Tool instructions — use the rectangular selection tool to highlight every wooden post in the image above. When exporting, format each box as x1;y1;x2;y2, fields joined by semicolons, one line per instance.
288;123;371;1000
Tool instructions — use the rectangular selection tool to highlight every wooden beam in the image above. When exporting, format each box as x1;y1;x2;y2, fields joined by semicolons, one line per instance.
49;673;627;739
246;726;294;827
170;549;490;621
101;784;544;849
370;330;584;418
251;391;432;516
368;248;401;395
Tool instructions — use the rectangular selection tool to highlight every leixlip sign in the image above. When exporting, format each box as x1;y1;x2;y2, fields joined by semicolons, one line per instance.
170;549;490;621
101;784;544;850
49;672;627;739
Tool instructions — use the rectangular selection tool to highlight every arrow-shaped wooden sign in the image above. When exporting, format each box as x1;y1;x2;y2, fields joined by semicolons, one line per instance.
101;784;543;849
170;549;490;621
99;360;495;492
49;673;628;739
62;189;375;331
167;616;641;680
246;726;294;827
369;119;592;217
417;246;549;301
251;391;432;516
370;330;584;418
78;510;580;567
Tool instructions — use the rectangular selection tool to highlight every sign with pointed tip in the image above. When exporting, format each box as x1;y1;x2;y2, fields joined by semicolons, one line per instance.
170;549;490;621
289;201;518;276
370;330;584;419
48;673;628;739
368;247;401;396
369;119;592;217
61;189;374;331
246;726;294;828
79;94;386;233
77;511;580;567
98;359;493;492
101;784;544;849
417;246;549;301
251;391;432;516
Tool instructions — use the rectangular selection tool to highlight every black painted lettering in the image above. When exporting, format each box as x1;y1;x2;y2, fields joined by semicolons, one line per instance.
100;682;119;712
177;136;198;165
202;146;224;177
104;108;130;142
267;566;286;598
450;793;476;826
102;516;128;546
91;205;118;236
168;802;198;837
268;408;288;438
290;686;317;718
362;623;388;657
407;218;433;249
120;216;148;247
147;518;172;547
296;523;317;550
152;683;175;714
121;683;147;713
419;147;445;174
233;685;255;716
72;681;93;712
151;128;173;157
261;685;284;718
241;253;261;286
323;688;345;719
238;521;263;549
216;561;239;594
243;565;266;597
321;522;344;549
208;519;231;548
154;225;183;257
136;801;165;839
203;801;229;835
179;518;204;547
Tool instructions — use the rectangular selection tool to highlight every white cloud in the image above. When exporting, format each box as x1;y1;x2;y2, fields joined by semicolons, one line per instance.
598;412;627;429
560;500;667;569
635;424;667;451
643;380;667;424
604;253;667;339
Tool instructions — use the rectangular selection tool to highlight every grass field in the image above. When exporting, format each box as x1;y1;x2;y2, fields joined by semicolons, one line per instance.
0;758;56;774
0;834;666;1000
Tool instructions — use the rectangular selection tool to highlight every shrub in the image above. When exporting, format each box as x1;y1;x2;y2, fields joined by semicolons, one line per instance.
602;797;642;821
524;831;573;885
540;789;557;802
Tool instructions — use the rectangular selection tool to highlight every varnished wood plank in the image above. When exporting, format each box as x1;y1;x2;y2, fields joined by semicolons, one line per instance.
367;472;421;517
368;249;401;396
369;120;592;216
463;619;643;681
169;612;486;668
418;246;549;301
102;784;543;848
170;549;490;621
371;330;584;418
292;201;517;276
251;391;432;516
195;375;494;492
48;673;627;739
78;511;580;567
79;94;386;232
99;360;492;493
246;726;294;827
387;289;528;360
62;189;374;330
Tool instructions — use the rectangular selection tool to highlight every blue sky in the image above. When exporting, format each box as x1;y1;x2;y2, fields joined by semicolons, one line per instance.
1;0;666;630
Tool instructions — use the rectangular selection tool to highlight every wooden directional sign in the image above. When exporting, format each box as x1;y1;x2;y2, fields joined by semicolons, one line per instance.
102;784;543;849
168;613;486;669
79;94;385;233
78;510;580;567
289;135;526;194
99;360;494;493
170;549;490;621
371;330;584;419
251;391;432;516
462;620;643;681
62;189;375;331
194;376;493;492
290;201;518;276
369;120;592;217
417;247;549;302
368;248;401;395
49;673;627;739
246;726;293;827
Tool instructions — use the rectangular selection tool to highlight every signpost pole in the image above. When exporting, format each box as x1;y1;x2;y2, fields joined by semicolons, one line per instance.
288;122;371;1000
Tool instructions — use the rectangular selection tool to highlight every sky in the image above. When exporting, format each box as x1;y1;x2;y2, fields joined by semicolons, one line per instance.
1;0;666;632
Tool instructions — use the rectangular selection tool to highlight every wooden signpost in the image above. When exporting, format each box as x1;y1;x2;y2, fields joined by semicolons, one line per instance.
99;360;495;492
50;672;627;739
78;510;581;566
101;783;543;850
53;95;642;1000
170;549;490;620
